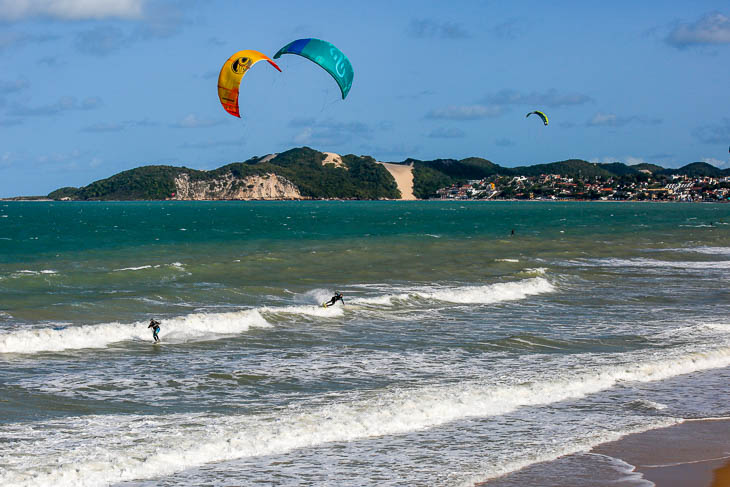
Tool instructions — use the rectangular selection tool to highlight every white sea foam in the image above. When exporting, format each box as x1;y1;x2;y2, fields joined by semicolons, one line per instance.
260;304;344;318
577;257;730;270
0;309;270;354
10;269;57;277
113;262;185;272
495;258;519;262
415;277;554;304
114;265;153;272
6;343;728;486
351;277;554;307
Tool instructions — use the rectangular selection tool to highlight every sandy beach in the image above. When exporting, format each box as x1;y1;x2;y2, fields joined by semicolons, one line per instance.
594;419;730;487
480;419;730;486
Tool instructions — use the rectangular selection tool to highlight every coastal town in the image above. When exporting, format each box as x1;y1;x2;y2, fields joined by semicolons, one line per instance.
436;172;730;201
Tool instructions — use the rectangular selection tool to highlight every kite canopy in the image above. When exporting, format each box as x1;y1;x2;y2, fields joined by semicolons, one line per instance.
217;50;281;118
274;38;354;99
526;110;549;126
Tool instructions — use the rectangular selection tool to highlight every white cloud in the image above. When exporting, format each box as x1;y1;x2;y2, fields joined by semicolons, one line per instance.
0;0;144;20
666;12;730;48
170;114;223;129
586;112;662;127
426;104;503;120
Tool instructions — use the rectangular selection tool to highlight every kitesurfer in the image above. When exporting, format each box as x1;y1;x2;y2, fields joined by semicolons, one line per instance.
148;319;161;342
323;292;344;308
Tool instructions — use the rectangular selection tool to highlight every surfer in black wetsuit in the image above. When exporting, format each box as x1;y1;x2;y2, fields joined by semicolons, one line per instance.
323;292;344;308
148;319;161;342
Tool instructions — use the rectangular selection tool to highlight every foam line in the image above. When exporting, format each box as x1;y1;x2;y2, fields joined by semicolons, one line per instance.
352;277;554;306
0;309;270;354
578;258;730;270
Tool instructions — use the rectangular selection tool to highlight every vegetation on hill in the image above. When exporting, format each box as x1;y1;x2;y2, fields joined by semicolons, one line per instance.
408;157;504;198
661;162;728;178
513;159;615;178
49;166;196;200
45;147;729;201
49;148;399;201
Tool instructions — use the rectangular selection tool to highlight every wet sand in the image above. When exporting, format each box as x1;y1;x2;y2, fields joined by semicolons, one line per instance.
594;419;730;487
479;419;730;486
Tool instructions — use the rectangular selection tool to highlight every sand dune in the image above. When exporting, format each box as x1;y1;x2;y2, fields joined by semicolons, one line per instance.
377;161;416;200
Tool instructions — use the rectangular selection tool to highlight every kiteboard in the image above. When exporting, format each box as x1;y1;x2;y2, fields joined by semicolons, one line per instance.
322;303;328;308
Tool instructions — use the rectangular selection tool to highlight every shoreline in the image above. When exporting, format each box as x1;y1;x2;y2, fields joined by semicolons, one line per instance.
480;418;730;486
1;197;728;203
594;418;730;487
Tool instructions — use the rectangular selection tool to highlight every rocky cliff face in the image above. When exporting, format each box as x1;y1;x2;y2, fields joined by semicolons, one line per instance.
173;172;302;200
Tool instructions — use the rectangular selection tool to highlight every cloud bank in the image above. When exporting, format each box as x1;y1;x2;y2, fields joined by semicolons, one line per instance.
0;0;144;20
666;12;730;48
586;112;662;128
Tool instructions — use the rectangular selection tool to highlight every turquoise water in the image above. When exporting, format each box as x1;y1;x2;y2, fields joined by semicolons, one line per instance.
0;201;729;486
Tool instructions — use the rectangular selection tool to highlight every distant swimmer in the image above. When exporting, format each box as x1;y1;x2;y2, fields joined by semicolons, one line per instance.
511;229;515;236
148;319;161;342
323;291;344;308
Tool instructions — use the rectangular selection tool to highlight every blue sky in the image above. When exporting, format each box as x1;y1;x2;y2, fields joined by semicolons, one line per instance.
1;0;729;197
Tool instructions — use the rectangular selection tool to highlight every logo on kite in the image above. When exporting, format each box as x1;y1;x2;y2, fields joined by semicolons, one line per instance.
274;38;354;100
217;50;281;118
231;57;252;74
526;110;548;126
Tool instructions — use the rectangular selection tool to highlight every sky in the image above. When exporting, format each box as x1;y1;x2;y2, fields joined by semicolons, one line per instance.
1;0;729;197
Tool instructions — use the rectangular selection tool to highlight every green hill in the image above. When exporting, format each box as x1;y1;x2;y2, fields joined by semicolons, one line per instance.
48;165;197;201
406;157;508;198
660;162;730;178
49;148;399;201
512;159;615;178
46;147;728;201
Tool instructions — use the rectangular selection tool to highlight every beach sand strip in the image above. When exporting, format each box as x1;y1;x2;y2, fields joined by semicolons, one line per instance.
477;418;730;486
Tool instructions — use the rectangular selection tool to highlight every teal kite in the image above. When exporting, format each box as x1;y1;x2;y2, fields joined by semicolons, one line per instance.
526;110;548;126
274;38;354;99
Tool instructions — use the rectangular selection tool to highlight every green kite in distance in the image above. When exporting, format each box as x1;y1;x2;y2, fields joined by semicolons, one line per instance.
526;110;549;126
274;38;354;99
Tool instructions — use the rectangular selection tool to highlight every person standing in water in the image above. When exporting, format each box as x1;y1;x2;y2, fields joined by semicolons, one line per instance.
148;319;161;342
323;292;344;308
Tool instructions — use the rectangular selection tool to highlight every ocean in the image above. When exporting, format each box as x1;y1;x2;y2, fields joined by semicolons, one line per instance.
0;200;728;486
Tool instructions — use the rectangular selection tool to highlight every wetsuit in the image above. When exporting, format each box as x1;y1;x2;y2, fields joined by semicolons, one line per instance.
324;294;344;307
148;320;161;342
